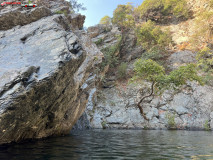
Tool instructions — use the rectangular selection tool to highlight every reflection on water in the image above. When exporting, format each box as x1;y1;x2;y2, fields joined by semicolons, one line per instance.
0;130;213;160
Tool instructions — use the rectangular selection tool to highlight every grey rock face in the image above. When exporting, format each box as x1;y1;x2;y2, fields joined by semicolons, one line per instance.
0;14;102;144
168;50;196;70
87;24;121;51
77;81;213;130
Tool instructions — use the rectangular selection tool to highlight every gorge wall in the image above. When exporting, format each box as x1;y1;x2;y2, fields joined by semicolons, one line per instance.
74;16;213;130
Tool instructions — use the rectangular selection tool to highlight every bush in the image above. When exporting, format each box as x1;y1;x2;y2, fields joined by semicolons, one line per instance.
136;20;172;49
100;16;111;25
100;36;122;70
131;59;203;120
94;38;103;46
117;62;128;79
132;59;203;94
142;46;166;61
166;113;176;128
203;70;213;86
196;47;213;72
137;0;189;19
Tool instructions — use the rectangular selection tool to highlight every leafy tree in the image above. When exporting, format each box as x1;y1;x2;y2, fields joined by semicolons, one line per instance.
112;3;135;28
131;59;203;120
135;20;172;49
69;0;86;12
100;16;111;25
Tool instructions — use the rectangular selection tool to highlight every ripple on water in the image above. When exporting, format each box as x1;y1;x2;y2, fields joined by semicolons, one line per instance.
0;130;213;160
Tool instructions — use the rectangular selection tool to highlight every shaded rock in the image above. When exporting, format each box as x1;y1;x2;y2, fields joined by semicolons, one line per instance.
0;7;52;30
68;13;85;30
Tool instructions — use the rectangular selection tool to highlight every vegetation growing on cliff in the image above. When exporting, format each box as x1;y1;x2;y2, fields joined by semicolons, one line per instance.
131;59;203;120
100;16;111;25
99;35;122;70
112;3;135;28
136;0;189;19
135;20;172;50
191;11;213;47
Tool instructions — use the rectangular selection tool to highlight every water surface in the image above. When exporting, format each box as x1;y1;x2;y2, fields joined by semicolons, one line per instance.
0;130;213;160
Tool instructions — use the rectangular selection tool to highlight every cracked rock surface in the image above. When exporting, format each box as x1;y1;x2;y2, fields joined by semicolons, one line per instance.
0;13;102;144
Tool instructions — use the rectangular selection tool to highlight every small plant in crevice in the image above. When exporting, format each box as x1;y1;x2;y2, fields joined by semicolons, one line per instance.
94;38;104;46
204;120;211;131
166;113;176;129
203;70;213;86
55;10;69;16
109;101;116;106
141;46;166;61
117;62;128;79
101;121;107;129
96;90;106;104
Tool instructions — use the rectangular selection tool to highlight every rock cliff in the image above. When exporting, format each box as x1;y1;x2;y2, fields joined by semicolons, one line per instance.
0;2;102;144
74;23;213;131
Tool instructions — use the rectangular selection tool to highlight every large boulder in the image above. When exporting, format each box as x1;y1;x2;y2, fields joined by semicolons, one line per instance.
0;13;102;144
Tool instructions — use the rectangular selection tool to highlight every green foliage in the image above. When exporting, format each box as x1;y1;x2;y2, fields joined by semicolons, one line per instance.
133;59;165;82
136;20;172;49
204;120;210;131
137;0;189;19
166;113;176;128
94;38;104;46
101;46;119;68
101;121;107;129
55;10;68;16
112;3;135;28
203;70;213;86
196;47;213;72
69;0;86;12
142;46;166;61
100;16;111;25
100;36;122;69
132;59;203;95
117;62;128;79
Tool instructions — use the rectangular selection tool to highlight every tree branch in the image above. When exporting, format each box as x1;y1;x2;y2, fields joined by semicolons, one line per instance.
137;81;155;121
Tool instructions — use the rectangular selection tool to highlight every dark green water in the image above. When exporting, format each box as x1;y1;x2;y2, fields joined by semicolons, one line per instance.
0;130;213;160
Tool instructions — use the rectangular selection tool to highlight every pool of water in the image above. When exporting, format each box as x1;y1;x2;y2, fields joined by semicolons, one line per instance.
0;130;213;160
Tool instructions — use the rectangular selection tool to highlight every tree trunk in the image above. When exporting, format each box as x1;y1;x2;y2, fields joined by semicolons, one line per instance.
137;81;155;121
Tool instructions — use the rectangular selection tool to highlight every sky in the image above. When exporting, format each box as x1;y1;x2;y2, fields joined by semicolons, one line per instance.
76;0;143;27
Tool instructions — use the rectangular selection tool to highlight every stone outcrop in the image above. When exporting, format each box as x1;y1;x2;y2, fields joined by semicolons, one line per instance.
0;7;52;30
0;4;102;144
